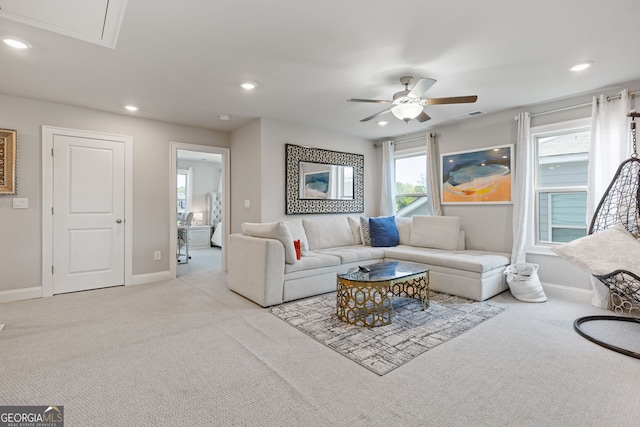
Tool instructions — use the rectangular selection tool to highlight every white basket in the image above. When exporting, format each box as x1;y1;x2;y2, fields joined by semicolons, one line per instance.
504;263;547;303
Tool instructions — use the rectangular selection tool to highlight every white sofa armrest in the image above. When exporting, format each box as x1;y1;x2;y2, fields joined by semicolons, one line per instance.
228;234;285;307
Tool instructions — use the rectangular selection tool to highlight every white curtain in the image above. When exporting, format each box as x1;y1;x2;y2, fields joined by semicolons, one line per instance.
425;132;442;216
511;112;531;265
379;140;396;216
587;89;630;308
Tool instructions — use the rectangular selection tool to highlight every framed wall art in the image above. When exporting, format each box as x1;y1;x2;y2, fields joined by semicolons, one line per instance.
0;128;17;195
440;144;513;204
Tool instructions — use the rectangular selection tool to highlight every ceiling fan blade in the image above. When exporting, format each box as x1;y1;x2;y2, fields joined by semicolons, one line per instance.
360;109;391;122
348;98;392;104
421;95;478;105
416;111;431;122
408;78;436;98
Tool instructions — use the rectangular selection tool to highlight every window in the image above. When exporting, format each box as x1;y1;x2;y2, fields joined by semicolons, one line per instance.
395;149;428;216
533;120;590;244
177;168;191;218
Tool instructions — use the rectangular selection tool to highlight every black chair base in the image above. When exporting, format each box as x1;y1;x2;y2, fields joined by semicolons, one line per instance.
574;315;640;359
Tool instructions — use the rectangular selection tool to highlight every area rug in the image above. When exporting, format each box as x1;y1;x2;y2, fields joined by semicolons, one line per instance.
270;291;505;375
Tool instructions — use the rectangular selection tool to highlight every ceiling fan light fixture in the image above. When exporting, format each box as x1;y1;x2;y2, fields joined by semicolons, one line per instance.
391;103;423;123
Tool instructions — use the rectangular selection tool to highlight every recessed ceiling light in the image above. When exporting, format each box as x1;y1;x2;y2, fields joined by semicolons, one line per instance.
219;114;231;121
240;82;257;90
125;105;138;111
571;61;593;72
377;120;389;126
3;38;31;49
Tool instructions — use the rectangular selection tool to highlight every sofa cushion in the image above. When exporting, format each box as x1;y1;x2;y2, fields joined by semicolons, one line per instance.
284;252;341;274
303;218;354;250
410;216;461;251
396;216;412;245
384;245;510;273
369;216;400;247
242;221;298;264
347;217;362;245
314;245;385;264
283;219;310;252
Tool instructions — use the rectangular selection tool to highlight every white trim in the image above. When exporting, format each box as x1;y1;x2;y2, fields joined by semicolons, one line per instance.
131;271;172;286
42;126;133;297
542;282;592;305
0;287;42;303
170;142;230;279
526;117;591;255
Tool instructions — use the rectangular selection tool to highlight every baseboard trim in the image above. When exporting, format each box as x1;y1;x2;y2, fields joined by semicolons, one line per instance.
130;271;171;286
542;282;592;305
0;287;42;303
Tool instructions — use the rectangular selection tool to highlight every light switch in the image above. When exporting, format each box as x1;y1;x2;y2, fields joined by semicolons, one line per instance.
244;199;251;208
12;198;28;209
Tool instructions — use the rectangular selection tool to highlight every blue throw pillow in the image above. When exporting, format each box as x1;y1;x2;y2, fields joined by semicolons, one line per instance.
369;216;399;247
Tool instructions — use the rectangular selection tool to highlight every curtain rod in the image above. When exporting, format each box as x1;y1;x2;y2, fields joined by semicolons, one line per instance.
531;90;638;118
375;133;435;147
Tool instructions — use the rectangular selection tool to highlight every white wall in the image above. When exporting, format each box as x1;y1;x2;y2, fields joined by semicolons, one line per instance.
0;94;229;295
229;119;262;233
259;118;378;222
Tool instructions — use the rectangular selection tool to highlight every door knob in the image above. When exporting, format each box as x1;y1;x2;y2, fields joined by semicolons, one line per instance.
116;219;123;223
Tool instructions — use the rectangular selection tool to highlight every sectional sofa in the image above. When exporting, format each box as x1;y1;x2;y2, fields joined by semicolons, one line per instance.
228;215;511;307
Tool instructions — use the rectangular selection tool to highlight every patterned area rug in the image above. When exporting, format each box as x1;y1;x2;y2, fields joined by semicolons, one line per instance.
270;291;506;375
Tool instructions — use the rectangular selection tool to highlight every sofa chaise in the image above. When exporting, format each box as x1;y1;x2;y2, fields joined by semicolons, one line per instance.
228;215;511;307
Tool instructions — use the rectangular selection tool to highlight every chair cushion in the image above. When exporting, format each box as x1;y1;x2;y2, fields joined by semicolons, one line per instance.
551;223;640;276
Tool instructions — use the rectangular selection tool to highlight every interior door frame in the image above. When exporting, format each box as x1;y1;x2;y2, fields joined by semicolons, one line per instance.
42;125;133;297
170;142;230;278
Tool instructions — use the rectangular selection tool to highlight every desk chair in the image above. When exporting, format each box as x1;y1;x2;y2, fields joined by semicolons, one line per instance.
177;212;193;263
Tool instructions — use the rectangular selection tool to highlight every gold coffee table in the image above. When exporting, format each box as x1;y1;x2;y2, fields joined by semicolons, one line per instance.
336;261;430;327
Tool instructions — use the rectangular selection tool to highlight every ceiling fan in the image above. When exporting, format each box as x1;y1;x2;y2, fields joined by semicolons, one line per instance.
347;76;478;123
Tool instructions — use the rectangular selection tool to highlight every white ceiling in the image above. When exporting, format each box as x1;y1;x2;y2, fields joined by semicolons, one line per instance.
1;0;639;141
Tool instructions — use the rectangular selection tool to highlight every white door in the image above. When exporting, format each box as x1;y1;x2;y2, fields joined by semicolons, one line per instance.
52;135;125;294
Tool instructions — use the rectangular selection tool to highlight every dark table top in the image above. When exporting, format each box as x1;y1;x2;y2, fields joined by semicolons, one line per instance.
338;261;429;283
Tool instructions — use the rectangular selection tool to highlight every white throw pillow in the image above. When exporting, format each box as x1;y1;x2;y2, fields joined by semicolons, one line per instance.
409;216;461;251
347;217;362;245
282;219;309;252
242;221;297;264
551;223;640;276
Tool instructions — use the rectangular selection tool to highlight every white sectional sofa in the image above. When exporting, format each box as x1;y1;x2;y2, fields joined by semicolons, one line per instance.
228;216;511;307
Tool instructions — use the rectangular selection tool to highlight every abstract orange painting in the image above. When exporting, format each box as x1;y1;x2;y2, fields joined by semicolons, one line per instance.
441;144;513;204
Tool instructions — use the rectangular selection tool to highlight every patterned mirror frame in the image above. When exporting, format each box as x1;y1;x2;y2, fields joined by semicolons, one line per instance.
285;144;364;214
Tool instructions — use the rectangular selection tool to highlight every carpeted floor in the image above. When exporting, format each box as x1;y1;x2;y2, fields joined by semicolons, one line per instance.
271;291;505;375
2;263;640;426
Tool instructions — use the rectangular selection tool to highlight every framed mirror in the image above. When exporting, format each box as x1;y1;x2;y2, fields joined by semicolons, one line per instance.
286;144;364;214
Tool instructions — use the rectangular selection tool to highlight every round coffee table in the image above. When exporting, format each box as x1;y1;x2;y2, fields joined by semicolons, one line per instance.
336;261;430;327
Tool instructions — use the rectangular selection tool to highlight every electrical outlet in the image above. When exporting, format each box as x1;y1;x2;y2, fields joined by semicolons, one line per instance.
154;251;161;261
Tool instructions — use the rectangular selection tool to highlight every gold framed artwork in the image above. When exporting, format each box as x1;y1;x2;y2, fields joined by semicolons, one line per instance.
0;128;17;195
440;144;513;204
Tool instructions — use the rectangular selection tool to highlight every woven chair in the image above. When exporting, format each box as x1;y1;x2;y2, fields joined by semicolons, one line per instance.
573;114;640;359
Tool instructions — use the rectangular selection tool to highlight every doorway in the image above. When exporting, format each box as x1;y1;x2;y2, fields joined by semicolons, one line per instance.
170;142;229;279
42;126;133;296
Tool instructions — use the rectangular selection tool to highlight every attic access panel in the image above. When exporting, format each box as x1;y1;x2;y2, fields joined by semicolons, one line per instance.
0;0;128;48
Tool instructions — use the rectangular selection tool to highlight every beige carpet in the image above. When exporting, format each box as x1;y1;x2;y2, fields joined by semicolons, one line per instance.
271;291;505;375
2;265;640;426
